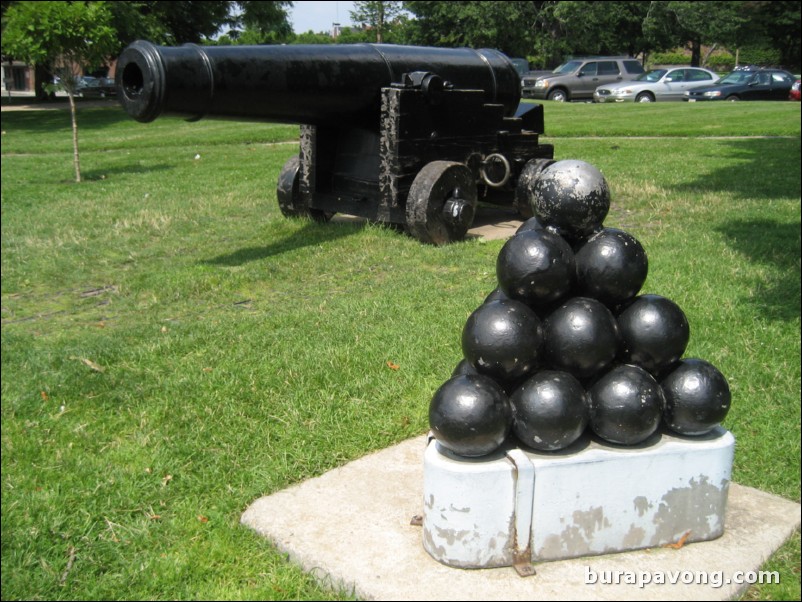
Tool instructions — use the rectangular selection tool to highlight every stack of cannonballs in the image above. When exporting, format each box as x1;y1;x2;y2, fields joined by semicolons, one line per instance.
429;160;731;457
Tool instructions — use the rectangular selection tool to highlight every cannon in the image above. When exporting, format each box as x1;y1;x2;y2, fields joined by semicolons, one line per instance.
116;41;554;244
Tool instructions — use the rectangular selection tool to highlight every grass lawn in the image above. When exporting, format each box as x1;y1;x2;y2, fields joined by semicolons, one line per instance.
2;99;800;600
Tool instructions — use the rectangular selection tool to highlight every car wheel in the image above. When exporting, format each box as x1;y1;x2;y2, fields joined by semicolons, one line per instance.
548;89;568;102
726;95;740;101
636;92;655;103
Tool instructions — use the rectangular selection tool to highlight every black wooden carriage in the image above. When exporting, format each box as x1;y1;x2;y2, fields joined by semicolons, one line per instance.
116;41;554;244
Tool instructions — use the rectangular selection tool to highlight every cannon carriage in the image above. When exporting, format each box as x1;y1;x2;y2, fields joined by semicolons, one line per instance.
116;41;554;244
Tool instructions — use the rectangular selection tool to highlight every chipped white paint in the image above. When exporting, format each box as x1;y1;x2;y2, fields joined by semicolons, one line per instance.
423;427;735;568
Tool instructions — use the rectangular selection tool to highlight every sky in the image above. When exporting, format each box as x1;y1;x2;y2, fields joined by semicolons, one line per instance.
289;1;356;34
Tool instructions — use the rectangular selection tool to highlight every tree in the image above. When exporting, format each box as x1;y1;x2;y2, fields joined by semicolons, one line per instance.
644;1;749;66
1;1;117;183
551;1;651;58
135;1;232;44
742;1;801;70
292;30;336;45
106;2;293;47
224;1;294;44
350;1;403;43
404;1;540;58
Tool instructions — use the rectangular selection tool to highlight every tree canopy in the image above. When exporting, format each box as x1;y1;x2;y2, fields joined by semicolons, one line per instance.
1;1;120;181
350;1;405;43
1;1;798;71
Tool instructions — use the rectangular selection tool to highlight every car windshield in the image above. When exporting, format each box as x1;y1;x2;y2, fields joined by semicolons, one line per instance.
636;70;667;82
719;71;754;84
553;61;583;74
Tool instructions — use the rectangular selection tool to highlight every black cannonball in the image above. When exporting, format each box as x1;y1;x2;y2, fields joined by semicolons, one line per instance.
453;357;523;395
484;287;511;304
575;228;648;306
617;295;690;376
588;364;665;445
429;374;512;457
516;216;545;235
462;299;542;384
452;358;480;377
542;297;620;379
661;359;731;436
516;216;563;241
531;160;610;239
510;370;589;451
496;230;575;308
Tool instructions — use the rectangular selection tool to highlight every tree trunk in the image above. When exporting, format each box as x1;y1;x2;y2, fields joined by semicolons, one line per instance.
376;3;385;44
68;92;82;183
34;64;52;100
690;39;701;67
701;43;718;68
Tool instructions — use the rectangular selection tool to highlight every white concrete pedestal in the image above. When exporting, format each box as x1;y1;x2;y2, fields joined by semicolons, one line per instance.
423;428;735;570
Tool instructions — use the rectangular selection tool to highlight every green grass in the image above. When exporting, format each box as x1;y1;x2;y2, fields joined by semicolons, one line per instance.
2;101;800;600
527;99;802;138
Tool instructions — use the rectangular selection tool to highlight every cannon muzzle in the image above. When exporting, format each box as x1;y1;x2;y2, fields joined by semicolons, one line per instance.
116;41;522;126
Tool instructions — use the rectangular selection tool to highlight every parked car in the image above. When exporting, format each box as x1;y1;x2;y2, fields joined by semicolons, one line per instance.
75;75;97;90
683;66;795;101
522;57;644;102
790;79;801;101
78;76;116;98
593;67;719;103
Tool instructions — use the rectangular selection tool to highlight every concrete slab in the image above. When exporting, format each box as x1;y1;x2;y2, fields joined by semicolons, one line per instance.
241;435;800;601
331;206;524;243
465;208;523;242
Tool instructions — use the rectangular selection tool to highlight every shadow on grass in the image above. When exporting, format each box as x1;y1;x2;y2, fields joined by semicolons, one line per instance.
205;219;367;265
1;105;130;132
673;138;801;201
206;204;523;266
716;219;801;322
81;163;173;180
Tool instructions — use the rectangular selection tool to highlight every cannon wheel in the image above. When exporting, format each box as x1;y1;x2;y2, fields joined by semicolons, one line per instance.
514;158;555;219
406;161;477;245
276;156;332;222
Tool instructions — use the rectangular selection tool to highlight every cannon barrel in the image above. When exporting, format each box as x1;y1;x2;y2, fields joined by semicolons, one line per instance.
116;41;522;126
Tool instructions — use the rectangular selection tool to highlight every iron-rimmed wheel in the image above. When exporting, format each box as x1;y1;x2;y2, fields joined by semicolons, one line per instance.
548;88;568;102
406;161;477;245
276;155;332;222
636;92;655;103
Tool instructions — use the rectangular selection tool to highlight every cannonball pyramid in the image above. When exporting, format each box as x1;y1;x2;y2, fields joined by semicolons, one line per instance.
429;160;732;458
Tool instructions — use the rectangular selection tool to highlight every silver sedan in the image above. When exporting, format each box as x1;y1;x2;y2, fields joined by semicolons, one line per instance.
594;67;719;103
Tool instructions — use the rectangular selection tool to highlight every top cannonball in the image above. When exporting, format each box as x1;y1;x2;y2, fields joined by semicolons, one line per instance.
531;160;610;239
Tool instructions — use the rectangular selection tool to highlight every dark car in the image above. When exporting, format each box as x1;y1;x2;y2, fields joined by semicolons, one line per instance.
77;76;116;98
684;66;795;101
